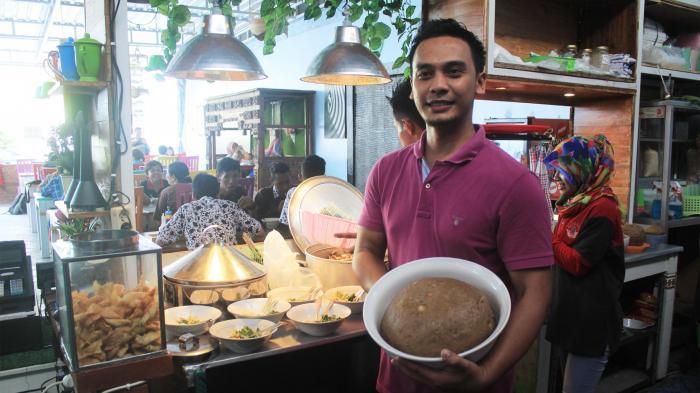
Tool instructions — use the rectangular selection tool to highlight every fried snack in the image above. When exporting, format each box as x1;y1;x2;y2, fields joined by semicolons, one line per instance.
72;281;161;366
329;249;353;261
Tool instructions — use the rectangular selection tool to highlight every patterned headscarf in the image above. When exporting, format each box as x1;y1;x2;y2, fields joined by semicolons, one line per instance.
544;135;616;213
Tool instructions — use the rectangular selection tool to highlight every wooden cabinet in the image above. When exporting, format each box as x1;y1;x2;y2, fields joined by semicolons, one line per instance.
204;88;314;190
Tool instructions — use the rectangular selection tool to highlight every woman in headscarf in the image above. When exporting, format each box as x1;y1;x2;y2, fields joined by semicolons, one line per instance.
544;135;624;393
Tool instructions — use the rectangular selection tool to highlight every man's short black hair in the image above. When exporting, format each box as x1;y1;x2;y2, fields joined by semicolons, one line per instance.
132;148;145;161
270;161;290;176
168;161;190;183
302;155;326;179
192;173;220;199
387;79;425;129
408;18;486;75
158;145;168;155
217;157;241;176
145;160;163;174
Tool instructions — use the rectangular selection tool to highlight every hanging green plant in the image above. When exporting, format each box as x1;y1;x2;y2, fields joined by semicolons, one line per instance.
260;0;421;77
146;0;243;72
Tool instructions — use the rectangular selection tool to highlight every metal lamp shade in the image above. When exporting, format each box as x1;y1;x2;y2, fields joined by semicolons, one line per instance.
165;14;267;81
302;25;390;86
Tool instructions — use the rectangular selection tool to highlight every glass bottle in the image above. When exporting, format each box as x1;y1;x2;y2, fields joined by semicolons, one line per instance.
580;48;592;64
562;44;578;58
592;46;610;70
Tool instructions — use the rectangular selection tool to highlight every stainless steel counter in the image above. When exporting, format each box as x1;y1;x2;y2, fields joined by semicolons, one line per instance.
181;314;367;384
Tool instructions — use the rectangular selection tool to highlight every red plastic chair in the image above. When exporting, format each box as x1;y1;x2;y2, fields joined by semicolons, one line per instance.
174;183;193;211
40;167;58;180
182;156;199;172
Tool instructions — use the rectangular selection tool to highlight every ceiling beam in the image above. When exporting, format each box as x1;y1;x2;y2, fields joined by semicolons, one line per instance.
35;0;60;59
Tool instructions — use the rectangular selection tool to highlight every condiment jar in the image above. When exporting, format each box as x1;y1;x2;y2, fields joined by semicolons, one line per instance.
562;44;578;58
580;48;592;64
591;46;610;71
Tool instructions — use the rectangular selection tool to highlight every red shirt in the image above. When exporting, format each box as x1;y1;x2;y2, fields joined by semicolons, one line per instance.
359;126;554;393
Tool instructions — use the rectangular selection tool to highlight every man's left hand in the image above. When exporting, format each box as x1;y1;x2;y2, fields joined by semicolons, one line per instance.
393;349;493;392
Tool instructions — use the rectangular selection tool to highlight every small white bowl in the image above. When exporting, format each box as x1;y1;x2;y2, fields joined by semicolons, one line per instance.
228;298;292;323
624;235;630;248
623;317;653;330
220;287;251;303
164;305;222;337
209;318;278;354
262;217;280;230
363;257;511;367
286;301;351;336
267;286;322;307
323;285;365;314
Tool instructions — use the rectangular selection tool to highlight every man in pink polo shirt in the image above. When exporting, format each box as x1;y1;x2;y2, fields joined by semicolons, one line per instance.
354;19;553;393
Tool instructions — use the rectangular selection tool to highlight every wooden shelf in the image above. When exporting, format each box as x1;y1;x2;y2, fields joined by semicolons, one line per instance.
482;77;634;106
495;62;635;84
49;80;109;97
55;200;110;220
645;0;700;34
641;65;700;82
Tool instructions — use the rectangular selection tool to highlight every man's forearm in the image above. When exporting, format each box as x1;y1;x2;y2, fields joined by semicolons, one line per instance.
353;250;387;291
480;269;551;386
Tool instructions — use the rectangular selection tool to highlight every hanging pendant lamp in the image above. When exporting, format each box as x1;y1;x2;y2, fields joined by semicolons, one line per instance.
165;9;267;81
301;18;391;86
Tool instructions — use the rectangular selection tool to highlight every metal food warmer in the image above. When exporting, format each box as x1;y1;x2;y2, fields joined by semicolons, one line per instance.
52;230;165;371
162;241;267;312
287;176;363;289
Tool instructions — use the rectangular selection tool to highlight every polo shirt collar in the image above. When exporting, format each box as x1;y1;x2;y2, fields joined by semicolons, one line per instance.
412;124;486;164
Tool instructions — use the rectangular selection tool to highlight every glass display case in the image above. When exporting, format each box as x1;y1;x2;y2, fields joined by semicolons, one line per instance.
634;100;700;230
52;230;165;371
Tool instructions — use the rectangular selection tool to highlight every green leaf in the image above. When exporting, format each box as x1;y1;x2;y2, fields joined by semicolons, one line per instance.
222;3;233;16
171;5;191;26
148;0;167;7
403;67;411;78
406;5;416;17
369;36;382;50
365;12;379;24
326;6;336;18
157;3;170;15
382;9;392;17
375;22;391;39
260;0;275;17
392;55;406;69
304;5;317;19
349;4;363;22
263;43;275;55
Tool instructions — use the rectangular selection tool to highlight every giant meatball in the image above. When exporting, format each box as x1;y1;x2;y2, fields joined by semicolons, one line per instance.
380;277;495;357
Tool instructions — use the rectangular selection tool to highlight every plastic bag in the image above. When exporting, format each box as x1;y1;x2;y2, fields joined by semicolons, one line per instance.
263;230;321;289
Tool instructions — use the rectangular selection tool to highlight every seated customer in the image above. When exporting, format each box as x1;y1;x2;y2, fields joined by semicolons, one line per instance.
280;155;326;227
253;162;292;220
153;161;191;227
217;157;247;204
156;174;263;249
139;160;168;199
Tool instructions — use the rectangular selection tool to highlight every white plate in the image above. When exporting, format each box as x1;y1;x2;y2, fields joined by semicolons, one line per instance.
623;318;653;330
363;257;511;367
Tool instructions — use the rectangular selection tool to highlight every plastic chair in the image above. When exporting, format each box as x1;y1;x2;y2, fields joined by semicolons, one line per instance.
32;163;43;180
182;156;199;172
40;167;58;180
174;183;193;210
156;155;178;168
16;159;37;193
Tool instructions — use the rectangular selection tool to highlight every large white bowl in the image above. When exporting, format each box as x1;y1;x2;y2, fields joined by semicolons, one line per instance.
228;298;292;323
287;302;351;336
164;305;222;337
323;285;365;314
267;286;322;307
363;257;511;366
209;318;278;354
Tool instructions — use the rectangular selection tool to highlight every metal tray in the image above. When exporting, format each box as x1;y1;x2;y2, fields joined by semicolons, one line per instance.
287;176;363;252
70;230;140;252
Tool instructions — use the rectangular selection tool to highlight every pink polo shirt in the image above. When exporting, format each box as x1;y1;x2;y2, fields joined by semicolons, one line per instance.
359;126;553;393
